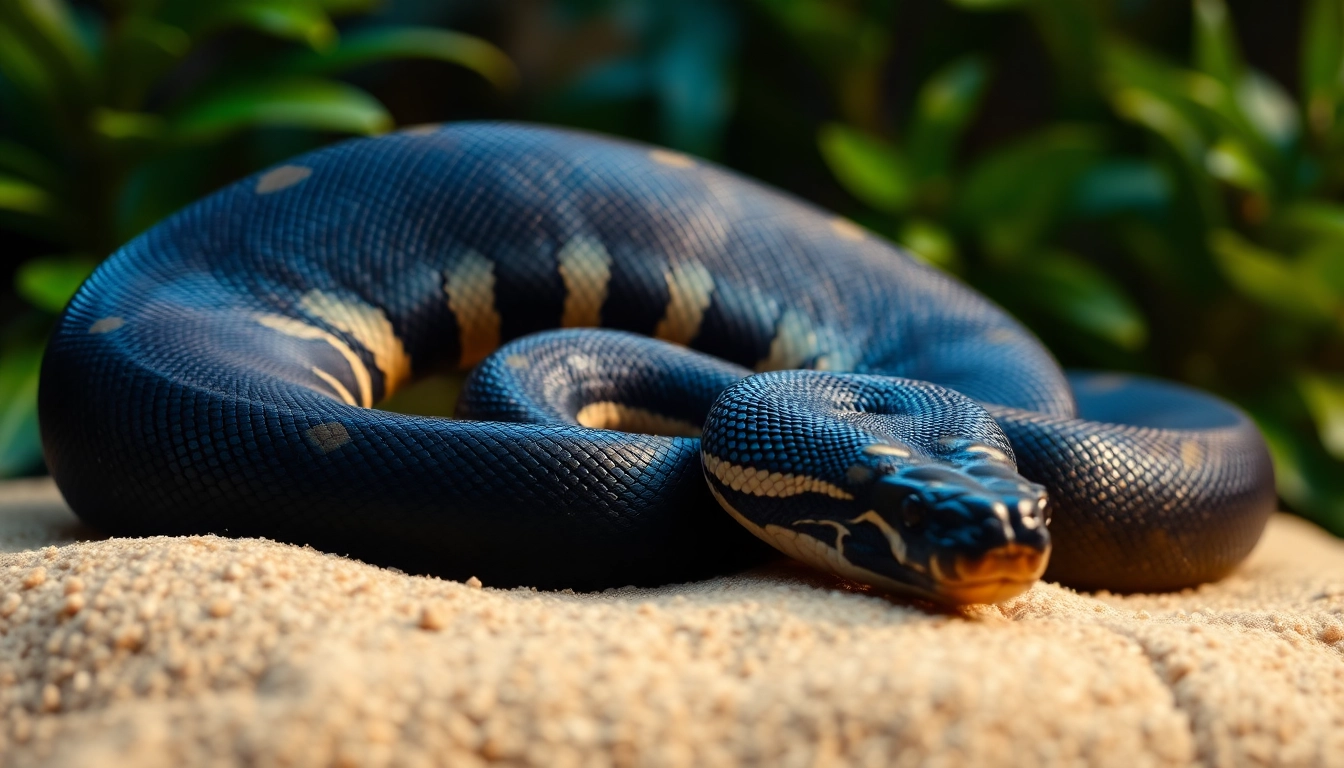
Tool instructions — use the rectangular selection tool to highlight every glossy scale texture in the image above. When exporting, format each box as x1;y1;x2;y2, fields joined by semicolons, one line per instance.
38;123;1275;595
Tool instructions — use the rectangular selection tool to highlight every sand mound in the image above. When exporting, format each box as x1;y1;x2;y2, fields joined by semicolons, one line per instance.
1;477;1342;767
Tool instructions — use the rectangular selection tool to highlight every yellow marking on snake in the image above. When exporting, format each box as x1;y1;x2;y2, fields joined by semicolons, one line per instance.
443;250;502;368
299;290;412;397
964;443;1011;462
649;149;695;168
89;316;124;334
757;309;817;371
702;454;853;500
576;402;702;437
864;444;911;458
557;236;612;327
654;261;715;345
310;367;357;406
1181;439;1204;470
402;123;442;136
255;165;312;194
830;217;867;241
254;314;374;407
848;510;917;570
706;484;923;597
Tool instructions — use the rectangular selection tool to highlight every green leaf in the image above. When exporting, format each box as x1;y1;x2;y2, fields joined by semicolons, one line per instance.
1071;159;1172;217
1300;239;1344;297
0;341;44;478
1300;373;1344;460
168;77;393;142
897;218;960;272
1236;70;1300;150
1019;251;1148;351
92;109;166;141
1102;42;1219;157
0;172;55;217
816;122;912;213
1276;200;1344;243
191;0;336;50
1111;86;1206;162
279;25;519;93
1302;0;1344;136
1193;0;1243;86
0;22;61;122
957;126;1104;260
0;0;95;116
905;57;988;183
1209;229;1339;322
1205;135;1271;193
1248;406;1344;535
15;254;96;313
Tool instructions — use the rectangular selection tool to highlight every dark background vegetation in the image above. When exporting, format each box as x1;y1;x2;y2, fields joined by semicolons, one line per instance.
4;0;1344;537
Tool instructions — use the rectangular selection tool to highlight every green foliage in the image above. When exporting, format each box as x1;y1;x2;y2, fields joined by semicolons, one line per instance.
4;0;1344;542
800;0;1344;535
0;0;514;476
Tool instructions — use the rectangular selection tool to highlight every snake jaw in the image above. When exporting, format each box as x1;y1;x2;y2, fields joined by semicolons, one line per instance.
932;542;1051;604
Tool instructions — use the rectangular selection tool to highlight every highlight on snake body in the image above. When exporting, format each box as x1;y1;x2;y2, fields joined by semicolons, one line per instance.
38;123;1276;605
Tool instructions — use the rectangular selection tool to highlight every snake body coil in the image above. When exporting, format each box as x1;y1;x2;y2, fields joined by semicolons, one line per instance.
39;123;1276;603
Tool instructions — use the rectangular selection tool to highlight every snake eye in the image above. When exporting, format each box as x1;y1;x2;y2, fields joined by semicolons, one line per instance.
900;496;925;530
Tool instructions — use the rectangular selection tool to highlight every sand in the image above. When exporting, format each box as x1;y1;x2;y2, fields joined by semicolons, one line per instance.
1;476;1342;767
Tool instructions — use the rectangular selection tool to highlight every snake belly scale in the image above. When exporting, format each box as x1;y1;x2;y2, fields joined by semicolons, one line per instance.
38;123;1276;603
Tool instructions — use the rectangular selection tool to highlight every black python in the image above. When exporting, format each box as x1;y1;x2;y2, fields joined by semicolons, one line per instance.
38;123;1276;604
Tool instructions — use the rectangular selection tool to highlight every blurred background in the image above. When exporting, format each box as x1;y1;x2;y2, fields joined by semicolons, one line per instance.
2;0;1342;537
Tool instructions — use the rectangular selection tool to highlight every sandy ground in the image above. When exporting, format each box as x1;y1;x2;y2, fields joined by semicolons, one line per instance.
0;477;1342;767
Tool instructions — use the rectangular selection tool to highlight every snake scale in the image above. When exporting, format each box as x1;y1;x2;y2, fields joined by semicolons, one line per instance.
38;123;1276;604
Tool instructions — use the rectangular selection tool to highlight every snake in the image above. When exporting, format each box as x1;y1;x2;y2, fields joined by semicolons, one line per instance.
38;122;1277;605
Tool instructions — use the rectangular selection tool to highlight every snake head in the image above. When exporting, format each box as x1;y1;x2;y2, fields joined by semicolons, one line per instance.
841;444;1051;604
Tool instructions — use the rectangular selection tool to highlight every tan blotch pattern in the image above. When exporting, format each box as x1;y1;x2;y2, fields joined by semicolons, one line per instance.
304;422;352;454
829;217;867;242
702;454;853;501
1181;440;1206;471
254;165;312;195
757;309;818;372
299;291;412;398
653;261;715;345
556;237;613;328
863;444;912;458
963;444;1012;463
575;402;701;437
983;327;1020;345
401;123;442;136
443;250;502;369
648;149;695;168
253;315;372;407
88;317;124;334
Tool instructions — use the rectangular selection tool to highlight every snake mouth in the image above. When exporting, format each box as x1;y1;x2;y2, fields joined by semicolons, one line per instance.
932;543;1050;604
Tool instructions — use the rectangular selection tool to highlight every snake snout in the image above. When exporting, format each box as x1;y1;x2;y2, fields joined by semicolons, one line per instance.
924;489;1051;603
